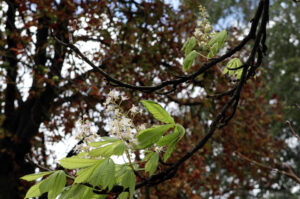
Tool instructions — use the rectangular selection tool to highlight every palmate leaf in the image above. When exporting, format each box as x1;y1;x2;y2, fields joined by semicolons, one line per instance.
74;159;104;184
156;130;179;147
223;58;243;79
142;151;154;162
89;158;116;190
89;141;126;157
141;100;174;124
183;50;198;71
162;125;185;162
75;158;116;190
44;171;66;199
157;124;185;146
136;124;174;149
24;181;45;198
181;36;197;56
89;137;120;147
118;168;136;199
24;170;66;199
21;171;54;181
176;124;186;140
163;140;177;162
208;30;227;49
59;157;99;169
145;152;159;176
59;185;107;199
208;30;227;59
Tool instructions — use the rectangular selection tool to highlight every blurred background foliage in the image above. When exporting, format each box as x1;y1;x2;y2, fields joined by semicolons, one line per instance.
0;0;299;198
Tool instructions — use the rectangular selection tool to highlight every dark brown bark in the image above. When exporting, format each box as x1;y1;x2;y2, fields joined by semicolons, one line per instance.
0;1;70;198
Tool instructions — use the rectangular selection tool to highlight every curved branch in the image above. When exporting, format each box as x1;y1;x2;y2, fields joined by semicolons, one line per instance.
52;0;264;94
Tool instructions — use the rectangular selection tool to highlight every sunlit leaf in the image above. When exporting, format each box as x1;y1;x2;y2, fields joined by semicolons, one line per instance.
137;124;174;149
141;100;174;124
59;157;99;169
183;50;198;71
163;140;177;162
145;152;159;176
181;36;197;55
21;171;54;182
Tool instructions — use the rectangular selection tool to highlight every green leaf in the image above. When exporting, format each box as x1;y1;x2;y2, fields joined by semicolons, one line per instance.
181;36;197;55
20;171;54;181
75;160;104;184
236;69;243;79
163;140;177;162
207;30;227;58
25;171;66;199
208;30;227;49
141;100;174;124
156;130;179;146
224;58;243;78
25;181;45;198
59;185;107;199
136;124;174;149
89;141;126;157
89;158;116;190
119;192;129;199
175;124;185;140
207;43;219;59
145;152;159;176
59;157;99;169
142;151;154;162
183;50;198;71
46;171;66;199
119;169;136;199
89;137;120;147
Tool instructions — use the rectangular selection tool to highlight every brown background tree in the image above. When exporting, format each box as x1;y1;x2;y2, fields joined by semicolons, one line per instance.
0;0;290;198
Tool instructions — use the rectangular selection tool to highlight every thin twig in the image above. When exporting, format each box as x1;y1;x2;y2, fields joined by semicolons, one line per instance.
286;121;300;142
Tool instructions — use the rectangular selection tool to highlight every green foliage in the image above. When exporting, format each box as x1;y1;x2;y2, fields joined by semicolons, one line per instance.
145;152;159;176
90;158;115;190
74;159;104;184
181;36;197;56
183;50;199;72
59;185;107;199
20;171;54;181
89;141;126;157
141;100;175;124
24;170;66;199
59;157;99;169
117;168;136;199
136;124;174;149
89;137;120;147
163;140;177;162
207;30;227;58
223;58;243;79
22;99;185;199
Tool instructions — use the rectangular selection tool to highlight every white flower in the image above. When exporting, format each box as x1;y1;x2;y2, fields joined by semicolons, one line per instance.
138;124;146;131
114;108;121;116
154;145;163;153
107;105;114;111
120;117;132;127
108;90;119;99
121;96;128;101
129;105;139;114
204;24;212;32
104;97;112;106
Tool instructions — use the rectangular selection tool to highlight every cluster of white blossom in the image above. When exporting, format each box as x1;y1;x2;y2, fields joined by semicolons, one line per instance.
194;4;214;47
73;90;148;152
104;90;146;149
74;115;98;152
